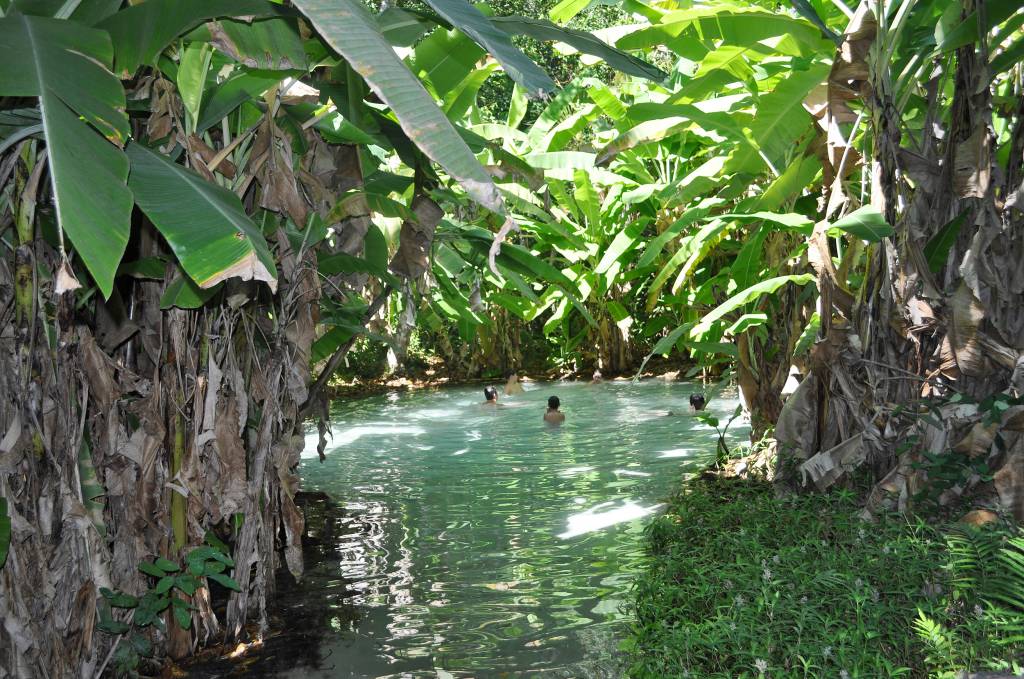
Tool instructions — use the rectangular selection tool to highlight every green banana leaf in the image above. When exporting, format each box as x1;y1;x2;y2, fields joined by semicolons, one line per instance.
295;0;507;216
98;0;283;76
826;206;894;242
491;16;667;82
690;274;816;338
127;143;278;291
0;14;133;298
0;497;10;569
423;0;555;98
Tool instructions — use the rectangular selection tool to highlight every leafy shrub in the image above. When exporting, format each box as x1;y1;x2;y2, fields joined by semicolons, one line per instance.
97;533;241;677
628;479;1024;678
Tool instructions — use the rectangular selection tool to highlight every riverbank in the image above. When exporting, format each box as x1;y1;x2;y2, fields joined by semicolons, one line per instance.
627;475;1024;678
322;356;700;400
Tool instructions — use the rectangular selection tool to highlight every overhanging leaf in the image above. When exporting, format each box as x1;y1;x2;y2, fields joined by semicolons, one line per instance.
422;0;555;98
0;14;133;299
491;16;667;82
826;206;894;242
691;274;816;338
98;0;282;76
295;0;507;215
127;143;278;291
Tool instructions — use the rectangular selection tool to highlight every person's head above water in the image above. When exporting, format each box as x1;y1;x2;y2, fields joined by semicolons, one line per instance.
689;393;706;411
592;370;602;381
548;395;560;410
484;386;498;402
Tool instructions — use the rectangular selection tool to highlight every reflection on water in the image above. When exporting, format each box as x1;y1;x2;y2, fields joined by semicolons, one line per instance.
279;380;746;678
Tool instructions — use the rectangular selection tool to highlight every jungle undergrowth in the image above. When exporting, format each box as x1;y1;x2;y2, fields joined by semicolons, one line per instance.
627;478;1024;678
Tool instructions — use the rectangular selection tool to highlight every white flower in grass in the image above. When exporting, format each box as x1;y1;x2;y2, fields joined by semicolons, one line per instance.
974;604;984;619
762;566;773;582
799;596;808;605
723;579;734;590
871;588;880;603
772;554;780;564
799;544;807;554
883;545;891;554
854;578;863;589
823;646;833;659
754;658;768;673
858;527;866;540
734;594;746;607
840;670;850;679
729;621;737;631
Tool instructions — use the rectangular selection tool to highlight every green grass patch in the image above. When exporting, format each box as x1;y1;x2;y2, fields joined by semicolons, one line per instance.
627;477;1024;678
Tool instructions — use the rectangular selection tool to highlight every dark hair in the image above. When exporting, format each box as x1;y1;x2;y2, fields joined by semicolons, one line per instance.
484;386;498;401
548;395;560;409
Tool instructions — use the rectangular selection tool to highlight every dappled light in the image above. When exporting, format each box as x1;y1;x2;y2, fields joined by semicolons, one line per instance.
2;0;1023;675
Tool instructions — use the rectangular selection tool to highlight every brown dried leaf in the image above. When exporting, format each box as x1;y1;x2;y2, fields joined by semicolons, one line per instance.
389;195;444;279
214;396;248;518
953;126;990;198
78;328;119;412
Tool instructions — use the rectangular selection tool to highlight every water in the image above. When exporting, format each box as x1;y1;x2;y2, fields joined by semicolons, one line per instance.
283;379;746;678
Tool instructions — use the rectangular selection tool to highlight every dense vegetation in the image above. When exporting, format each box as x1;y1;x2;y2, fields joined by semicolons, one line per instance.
0;0;1022;674
630;479;1024;678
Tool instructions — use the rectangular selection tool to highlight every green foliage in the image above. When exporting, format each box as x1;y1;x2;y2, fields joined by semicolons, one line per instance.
0;12;132;298
0;497;10;569
295;0;508;215
98;534;240;676
695;404;744;467
127;143;278;292
630;479;1024;678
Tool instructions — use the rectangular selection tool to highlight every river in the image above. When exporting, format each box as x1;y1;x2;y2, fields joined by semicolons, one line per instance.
268;379;745;677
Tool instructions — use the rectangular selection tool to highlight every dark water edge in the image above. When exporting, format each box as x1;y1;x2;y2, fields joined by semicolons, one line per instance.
181;497;629;679
180;492;362;677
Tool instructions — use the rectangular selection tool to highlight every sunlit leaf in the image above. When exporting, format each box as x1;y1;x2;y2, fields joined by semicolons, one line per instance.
128;143;278;291
296;0;507;215
691;274;816;338
0;14;133;298
423;0;555;98
826;206;894;243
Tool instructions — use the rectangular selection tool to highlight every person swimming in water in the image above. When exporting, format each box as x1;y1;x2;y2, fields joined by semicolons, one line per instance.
591;370;603;383
504;373;525;396
544;395;565;424
483;386;499;405
666;392;708;416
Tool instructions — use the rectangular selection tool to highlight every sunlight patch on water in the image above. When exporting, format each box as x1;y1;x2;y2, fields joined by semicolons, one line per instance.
558;499;664;539
658;447;696;458
614;469;650;477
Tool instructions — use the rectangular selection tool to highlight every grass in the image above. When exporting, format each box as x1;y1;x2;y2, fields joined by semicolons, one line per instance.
626;477;1024;678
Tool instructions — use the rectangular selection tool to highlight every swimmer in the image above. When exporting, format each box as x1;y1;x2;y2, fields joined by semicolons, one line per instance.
483;386;499;405
543;395;565;424
504;373;525;396
666;393;708;416
591;370;603;383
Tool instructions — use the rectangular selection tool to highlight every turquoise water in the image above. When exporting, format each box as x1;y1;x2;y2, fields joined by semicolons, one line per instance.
287;379;746;678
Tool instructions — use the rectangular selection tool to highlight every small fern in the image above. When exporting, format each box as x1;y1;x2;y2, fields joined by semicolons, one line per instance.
914;609;956;671
989;536;1024;612
945;524;1001;601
